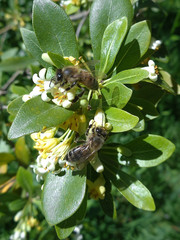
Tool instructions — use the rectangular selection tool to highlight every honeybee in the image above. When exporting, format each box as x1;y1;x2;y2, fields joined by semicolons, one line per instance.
55;66;99;90
65;121;108;169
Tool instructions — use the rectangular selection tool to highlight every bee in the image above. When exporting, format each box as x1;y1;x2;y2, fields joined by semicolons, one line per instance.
65;121;108;169
54;66;99;91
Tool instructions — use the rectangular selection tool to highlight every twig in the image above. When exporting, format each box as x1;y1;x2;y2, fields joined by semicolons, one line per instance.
0;71;22;96
0;104;8;110
70;10;89;21
0;25;12;35
76;14;88;39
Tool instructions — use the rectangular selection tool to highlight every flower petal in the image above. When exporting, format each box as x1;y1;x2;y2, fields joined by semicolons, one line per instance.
39;68;46;80
22;94;31;102
62;100;72;108
41;91;51;102
32;73;40;84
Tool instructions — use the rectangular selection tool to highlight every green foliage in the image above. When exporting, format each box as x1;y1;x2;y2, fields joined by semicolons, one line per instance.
33;0;79;58
8;96;73;139
89;0;133;60
42;170;86;225
0;0;179;239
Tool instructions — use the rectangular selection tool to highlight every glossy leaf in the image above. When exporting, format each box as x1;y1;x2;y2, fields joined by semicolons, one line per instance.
16;167;33;196
120;134;175;167
90;0;133;60
130;97;159;120
47;52;73;69
155;71;175;95
0;56;34;72
109;68;149;84
99;17;128;75
20;28;50;68
102;82;132;109
7;96;24;116
115;21;151;72
42;170;86;225
132;82;164;105
33;0;79;58
15;137;30;165
124;103;145;132
102;161;155;211
99;179;116;218
8;97;73;139
105;107;139;132
55;192;87;239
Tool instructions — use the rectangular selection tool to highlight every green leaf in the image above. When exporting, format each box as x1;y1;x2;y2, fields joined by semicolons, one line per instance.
105;107;139;132
115;21;151;72
10;85;29;96
0;56;34;72
1;48;18;61
55;192;87;239
15;137;30;165
132;82;164;105
99;17;128;75
20;28;50;68
16;167;33;196
130;97;159;120
9;199;26;212
47;52;73;69
124;103;145;132
33;0;79;58
8;97;73;140
120;134;175;167
109;68;149;84
102;82;132;109
90;0;133;60
7;97;24;116
42;170;86;225
102;162;155;211
155;71;175;95
99;179;116;218
0;153;15;165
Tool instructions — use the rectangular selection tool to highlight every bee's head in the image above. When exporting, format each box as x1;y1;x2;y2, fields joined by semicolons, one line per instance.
96;127;108;139
56;69;63;81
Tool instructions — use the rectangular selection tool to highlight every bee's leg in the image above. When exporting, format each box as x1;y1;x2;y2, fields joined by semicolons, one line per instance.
49;76;56;87
65;81;77;91
72;86;85;103
74;133;86;143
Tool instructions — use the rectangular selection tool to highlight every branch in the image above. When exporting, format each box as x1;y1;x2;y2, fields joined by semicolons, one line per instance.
0;71;22;96
70;10;89;21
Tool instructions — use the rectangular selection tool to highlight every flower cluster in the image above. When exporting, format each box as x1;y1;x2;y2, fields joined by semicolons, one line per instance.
22;56;82;108
22;68;77;108
10;211;40;240
31;127;73;182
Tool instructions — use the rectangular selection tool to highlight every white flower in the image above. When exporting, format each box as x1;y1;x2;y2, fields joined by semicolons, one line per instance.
22;94;31;102
22;68;54;102
52;87;75;108
149;37;162;50
142;60;158;81
94;108;106;127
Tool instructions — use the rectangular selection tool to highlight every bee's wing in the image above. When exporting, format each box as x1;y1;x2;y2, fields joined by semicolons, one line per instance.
69;143;97;164
78;60;106;79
